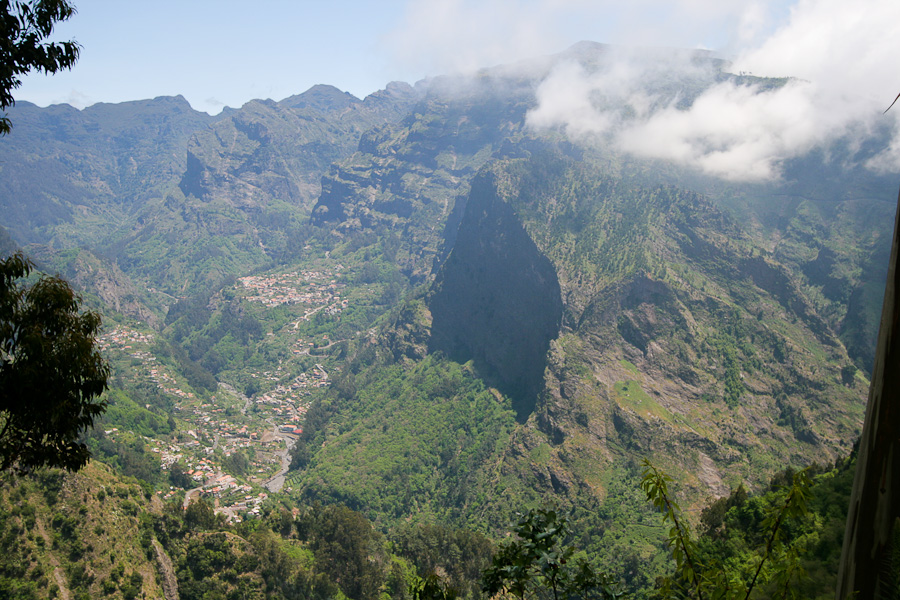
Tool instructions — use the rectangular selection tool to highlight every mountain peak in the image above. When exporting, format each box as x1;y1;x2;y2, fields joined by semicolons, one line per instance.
280;84;359;112
362;81;420;107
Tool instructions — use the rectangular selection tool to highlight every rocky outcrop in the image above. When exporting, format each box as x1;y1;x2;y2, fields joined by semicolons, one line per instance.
26;245;162;326
179;83;421;212
432;156;867;503
152;540;179;600
429;170;563;421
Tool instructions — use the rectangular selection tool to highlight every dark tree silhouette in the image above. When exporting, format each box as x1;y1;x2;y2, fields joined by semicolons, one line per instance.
0;0;80;134
0;252;108;472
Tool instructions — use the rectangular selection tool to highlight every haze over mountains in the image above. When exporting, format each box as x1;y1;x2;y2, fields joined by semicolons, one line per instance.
0;41;896;598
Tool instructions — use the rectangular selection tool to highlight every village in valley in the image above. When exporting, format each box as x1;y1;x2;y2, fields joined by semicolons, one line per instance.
95;262;357;522
237;265;347;313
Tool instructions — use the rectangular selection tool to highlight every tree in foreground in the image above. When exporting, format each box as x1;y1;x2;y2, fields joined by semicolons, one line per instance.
482;507;622;599
641;460;812;600
0;0;80;134
0;252;108;472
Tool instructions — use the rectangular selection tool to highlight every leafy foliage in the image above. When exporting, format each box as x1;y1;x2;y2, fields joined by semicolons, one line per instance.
0;253;108;472
395;522;494;600
0;0;79;134
482;507;621;600
410;572;460;600
641;460;814;600
307;504;387;600
695;458;858;600
291;355;518;523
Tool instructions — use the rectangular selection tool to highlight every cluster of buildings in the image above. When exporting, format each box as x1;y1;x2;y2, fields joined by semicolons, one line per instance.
100;326;197;400
294;365;329;390
238;268;344;308
254;364;328;408
214;490;270;522
149;427;255;476
155;476;268;523
95;282;338;521
149;367;195;400
98;327;155;349
146;422;284;522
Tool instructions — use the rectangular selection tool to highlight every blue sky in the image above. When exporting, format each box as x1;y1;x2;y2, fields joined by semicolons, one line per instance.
15;0;808;115
17;1;410;112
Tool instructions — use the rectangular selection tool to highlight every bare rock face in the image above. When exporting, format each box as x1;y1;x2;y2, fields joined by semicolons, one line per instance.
429;170;563;421
382;300;433;364
26;245;161;327
179;85;419;213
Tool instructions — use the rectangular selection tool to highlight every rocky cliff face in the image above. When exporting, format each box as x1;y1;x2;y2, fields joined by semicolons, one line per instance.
179;84;420;213
26;246;161;327
0;96;214;248
421;156;865;502
310;71;554;281
484;157;864;498
429;170;563;420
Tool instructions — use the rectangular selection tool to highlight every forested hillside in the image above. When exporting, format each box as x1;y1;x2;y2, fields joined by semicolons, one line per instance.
0;447;858;598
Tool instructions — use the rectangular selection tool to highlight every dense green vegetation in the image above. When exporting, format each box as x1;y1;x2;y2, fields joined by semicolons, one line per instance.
482;507;621;599
0;443;862;599
0;252;109;472
643;454;858;600
291;355;519;524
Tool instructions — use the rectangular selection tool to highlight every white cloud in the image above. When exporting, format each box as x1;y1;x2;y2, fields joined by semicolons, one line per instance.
387;0;565;76
733;0;900;101
616;80;836;180
62;90;94;110
387;0;786;78
524;0;900;180
735;2;770;45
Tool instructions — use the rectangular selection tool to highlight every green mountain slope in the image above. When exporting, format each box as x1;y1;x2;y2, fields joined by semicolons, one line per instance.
0;96;215;249
290;156;867;540
310;72;554;282
180;83;420;213
1;84;420;299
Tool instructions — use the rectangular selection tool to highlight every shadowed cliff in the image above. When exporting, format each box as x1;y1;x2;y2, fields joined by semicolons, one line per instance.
429;170;563;421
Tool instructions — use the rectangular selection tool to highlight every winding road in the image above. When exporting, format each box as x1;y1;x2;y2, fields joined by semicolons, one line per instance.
262;424;297;492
